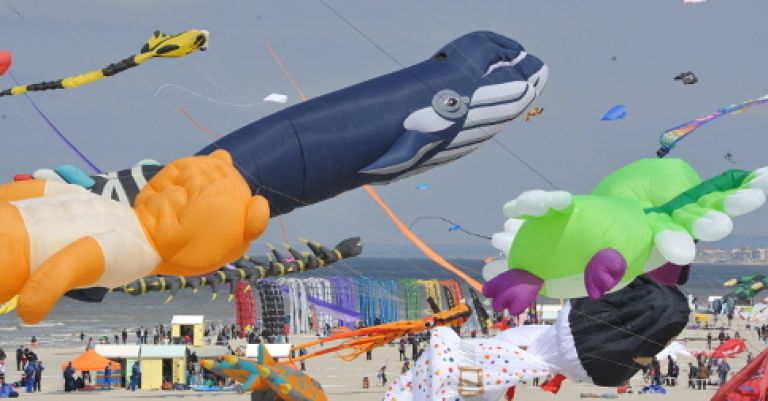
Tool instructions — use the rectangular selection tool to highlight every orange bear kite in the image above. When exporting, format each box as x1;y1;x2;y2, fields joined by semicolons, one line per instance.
0;150;269;323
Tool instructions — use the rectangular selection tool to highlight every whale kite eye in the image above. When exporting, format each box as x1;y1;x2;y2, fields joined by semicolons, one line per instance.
432;89;468;119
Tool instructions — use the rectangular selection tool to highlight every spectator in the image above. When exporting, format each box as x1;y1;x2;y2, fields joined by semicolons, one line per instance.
104;363;113;390
63;362;75;392
34;361;43;392
717;359;730;386
697;363;709;390
688;363;698;389
707;332;712;350
131;362;140;391
0;377;18;398
14;347;21;372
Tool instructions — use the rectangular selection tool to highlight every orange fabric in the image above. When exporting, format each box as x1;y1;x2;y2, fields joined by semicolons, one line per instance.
0;204;29;302
3;150;270;323
0;180;45;201
137;149;270;276
18;236;105;323
292;304;471;362
61;349;113;372
363;185;483;291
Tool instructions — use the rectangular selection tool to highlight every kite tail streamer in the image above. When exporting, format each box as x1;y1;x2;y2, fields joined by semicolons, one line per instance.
364;185;483;291
10;73;102;173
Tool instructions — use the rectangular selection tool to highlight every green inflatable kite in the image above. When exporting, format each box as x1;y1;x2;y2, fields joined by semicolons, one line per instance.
483;158;768;314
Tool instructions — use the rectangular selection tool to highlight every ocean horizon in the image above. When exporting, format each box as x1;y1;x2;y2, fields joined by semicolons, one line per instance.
1;258;766;348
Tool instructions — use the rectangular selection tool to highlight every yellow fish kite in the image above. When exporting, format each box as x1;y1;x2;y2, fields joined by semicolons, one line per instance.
0;29;209;97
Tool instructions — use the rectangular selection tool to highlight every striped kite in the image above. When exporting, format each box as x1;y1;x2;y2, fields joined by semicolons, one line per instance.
0;29;209;97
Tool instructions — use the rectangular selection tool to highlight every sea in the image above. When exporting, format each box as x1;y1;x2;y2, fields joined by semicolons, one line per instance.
0;258;766;348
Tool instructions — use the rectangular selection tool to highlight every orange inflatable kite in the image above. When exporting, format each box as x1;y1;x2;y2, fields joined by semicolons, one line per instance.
0;150;269;323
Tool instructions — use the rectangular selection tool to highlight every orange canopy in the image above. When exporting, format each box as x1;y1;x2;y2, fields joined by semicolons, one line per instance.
61;349;113;371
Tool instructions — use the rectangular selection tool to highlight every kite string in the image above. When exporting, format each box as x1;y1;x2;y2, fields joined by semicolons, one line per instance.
155;83;273;108
409;216;492;240
8;72;102;173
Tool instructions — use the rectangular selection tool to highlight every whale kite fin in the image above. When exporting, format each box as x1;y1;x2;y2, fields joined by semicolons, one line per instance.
359;130;443;175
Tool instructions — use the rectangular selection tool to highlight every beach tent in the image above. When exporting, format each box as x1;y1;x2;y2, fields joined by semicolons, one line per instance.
139;345;187;389
62;349;121;388
171;315;205;346
62;349;113;371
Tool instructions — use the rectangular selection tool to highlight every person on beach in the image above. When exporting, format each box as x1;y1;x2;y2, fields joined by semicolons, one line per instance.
104;363;113;390
299;348;308;371
0;377;18;398
697;363;709;390
717;359;730;386
79;332;84;343
378;366;387;386
23;360;35;393
707;332;712;350
34;361;43;392
14;348;21;372
63;362;75;391
398;338;406;361
29;337;36;349
130;362;140;391
688;362;698;389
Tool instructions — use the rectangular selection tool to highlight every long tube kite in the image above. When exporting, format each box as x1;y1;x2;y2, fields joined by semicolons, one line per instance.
657;94;768;157
290;303;471;362
0;29;209;97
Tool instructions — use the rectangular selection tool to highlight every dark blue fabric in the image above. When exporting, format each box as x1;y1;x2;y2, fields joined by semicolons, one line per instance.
197;31;543;216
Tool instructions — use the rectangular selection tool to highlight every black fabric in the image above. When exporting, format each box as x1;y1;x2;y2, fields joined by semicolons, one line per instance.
468;288;490;335
569;276;689;386
64;287;109;302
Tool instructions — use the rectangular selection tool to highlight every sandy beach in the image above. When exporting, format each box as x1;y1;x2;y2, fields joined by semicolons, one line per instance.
1;315;759;401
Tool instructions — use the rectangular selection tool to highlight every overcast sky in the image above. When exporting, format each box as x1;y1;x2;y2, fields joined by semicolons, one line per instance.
1;0;767;256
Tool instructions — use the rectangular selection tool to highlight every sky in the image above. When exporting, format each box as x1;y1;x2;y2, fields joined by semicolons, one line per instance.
1;0;767;257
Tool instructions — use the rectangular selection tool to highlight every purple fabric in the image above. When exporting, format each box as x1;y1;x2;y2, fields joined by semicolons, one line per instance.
482;269;543;315
331;277;358;327
307;294;361;320
10;72;103;174
647;263;684;286
584;248;627;299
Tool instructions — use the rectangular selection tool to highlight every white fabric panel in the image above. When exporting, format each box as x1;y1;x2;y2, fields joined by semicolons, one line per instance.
529;302;591;383
12;186;160;285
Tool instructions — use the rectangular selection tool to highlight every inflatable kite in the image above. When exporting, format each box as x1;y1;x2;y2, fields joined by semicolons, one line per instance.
386;276;689;401
34;31;546;216
0;30;209;98
291;303;471;362
711;347;768;401
657;94;768;157
0;150;269;323
711;274;768;315
201;347;327;401
0;50;11;76
483;158;768;314
524;106;543;122
674;71;698;85
601;105;627;121
112;237;362;303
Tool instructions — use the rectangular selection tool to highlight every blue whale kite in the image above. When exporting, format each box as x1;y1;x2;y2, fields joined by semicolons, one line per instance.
47;31;547;216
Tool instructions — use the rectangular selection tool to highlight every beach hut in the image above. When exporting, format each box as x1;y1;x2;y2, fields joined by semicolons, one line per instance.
139;345;187;389
171;315;205;346
245;344;292;362
61;349;121;388
93;345;140;387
